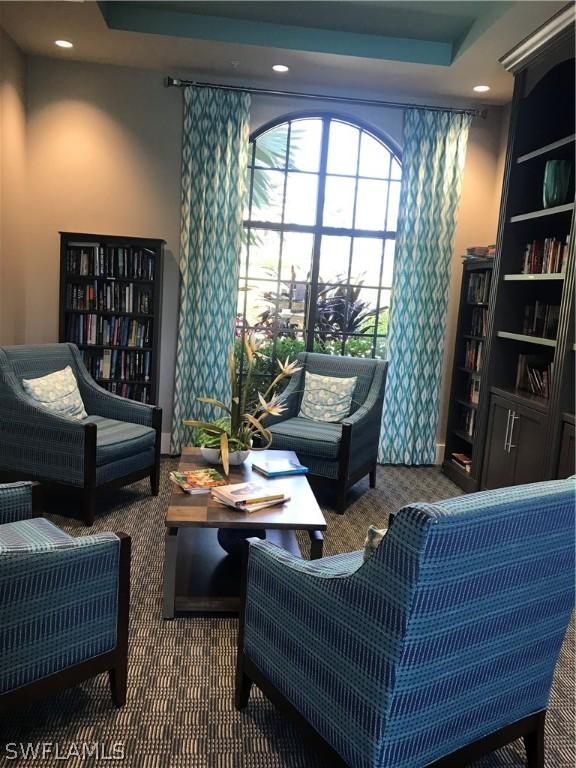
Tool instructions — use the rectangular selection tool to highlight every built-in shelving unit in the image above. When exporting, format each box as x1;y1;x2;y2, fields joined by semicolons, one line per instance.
471;12;575;489
442;257;494;491
59;231;165;404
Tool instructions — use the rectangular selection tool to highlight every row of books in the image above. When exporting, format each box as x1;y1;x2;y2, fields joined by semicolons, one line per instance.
464;340;483;372
515;355;552;399
521;236;569;275
81;349;151;382
100;381;150;403
459;407;476;439
66;243;156;280
468;306;488;338
466;376;481;405
467;272;491;304
451;452;472;474
522;302;560;340
65;314;152;348
66;282;153;314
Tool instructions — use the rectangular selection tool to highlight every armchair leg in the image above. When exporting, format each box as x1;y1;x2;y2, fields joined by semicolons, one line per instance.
369;466;377;489
235;656;253;710
83;488;96;526
524;713;545;768
108;664;127;707
336;484;348;514
150;466;160;496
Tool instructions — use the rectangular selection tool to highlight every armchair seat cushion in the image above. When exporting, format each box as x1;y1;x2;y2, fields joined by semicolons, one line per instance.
84;415;156;466
0;517;73;552
268;417;341;459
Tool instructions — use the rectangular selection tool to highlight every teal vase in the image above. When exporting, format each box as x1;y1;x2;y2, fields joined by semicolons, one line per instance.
543;160;572;208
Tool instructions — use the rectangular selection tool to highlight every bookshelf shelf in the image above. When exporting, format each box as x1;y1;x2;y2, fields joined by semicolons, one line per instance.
510;203;574;223
457;366;481;375
490;386;549;414
515;134;575;164
503;273;565;281
77;344;153;352
461;334;485;341
60;232;164;405
496;331;557;348
451;429;474;445
456;398;478;410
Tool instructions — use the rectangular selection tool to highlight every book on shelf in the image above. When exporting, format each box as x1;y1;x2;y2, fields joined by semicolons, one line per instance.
65;313;152;347
459;408;476;439
469;306;488;337
515;354;552;399
467;271;491;304
80;348;151;382
467;377;481;405
521;236;569;274
66;243;156;280
451;452;472;473
169;469;227;495
212;481;290;512
522;302;560;339
252;458;308;477
66;281;153;314
464;340;483;371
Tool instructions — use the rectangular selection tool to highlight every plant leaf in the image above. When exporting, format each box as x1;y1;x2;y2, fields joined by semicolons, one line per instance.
196;397;231;414
182;420;226;434
220;432;230;476
243;413;272;448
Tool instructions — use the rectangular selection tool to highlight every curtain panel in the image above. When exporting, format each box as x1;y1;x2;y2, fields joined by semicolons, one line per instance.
171;87;251;454
379;109;471;465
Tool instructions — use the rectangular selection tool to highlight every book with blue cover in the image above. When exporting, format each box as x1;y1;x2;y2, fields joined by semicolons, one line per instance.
252;459;309;478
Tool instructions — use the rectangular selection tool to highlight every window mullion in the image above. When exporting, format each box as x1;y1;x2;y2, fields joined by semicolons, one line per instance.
305;117;330;352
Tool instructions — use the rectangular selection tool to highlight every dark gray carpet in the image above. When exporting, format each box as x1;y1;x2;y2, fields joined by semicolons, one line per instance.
1;462;573;767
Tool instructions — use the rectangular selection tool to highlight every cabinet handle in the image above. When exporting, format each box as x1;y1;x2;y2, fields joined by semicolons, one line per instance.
508;411;519;452
504;409;511;451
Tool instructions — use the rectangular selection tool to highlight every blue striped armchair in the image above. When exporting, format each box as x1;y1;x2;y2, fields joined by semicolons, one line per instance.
266;353;387;512
236;478;575;768
0;482;130;711
0;343;161;525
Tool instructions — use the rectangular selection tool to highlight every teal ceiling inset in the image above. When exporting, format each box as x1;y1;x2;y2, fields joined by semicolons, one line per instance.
98;1;513;67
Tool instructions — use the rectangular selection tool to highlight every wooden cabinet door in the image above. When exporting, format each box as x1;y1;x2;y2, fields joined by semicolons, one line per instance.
510;405;547;486
482;396;516;490
557;421;575;479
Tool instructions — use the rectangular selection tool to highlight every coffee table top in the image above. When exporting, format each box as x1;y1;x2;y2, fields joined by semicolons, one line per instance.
166;448;326;531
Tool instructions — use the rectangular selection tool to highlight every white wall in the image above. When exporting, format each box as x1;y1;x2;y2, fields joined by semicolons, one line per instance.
3;50;507;457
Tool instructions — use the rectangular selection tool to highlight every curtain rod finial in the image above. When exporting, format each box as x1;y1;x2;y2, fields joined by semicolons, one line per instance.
165;77;180;87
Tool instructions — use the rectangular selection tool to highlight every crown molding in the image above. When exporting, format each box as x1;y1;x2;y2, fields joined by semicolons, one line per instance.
500;3;575;73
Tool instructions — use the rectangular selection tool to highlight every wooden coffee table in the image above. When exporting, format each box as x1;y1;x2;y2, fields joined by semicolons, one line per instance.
162;447;326;618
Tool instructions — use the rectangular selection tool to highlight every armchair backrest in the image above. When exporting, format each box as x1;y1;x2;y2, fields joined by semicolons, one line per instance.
0;343;90;398
369;478;575;766
293;352;385;415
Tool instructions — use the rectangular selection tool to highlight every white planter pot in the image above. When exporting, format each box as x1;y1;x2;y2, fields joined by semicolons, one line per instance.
200;447;250;467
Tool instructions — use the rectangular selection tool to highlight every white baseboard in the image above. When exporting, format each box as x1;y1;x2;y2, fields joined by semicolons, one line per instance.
436;443;445;465
161;432;172;455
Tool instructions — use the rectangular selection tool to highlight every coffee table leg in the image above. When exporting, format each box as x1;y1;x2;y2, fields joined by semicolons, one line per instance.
309;529;324;560
163;526;178;619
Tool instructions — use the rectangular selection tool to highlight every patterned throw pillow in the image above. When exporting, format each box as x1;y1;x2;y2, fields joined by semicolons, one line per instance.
363;525;386;561
22;366;87;420
298;372;357;423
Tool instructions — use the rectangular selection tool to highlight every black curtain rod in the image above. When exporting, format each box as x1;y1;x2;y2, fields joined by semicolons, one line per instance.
164;77;487;118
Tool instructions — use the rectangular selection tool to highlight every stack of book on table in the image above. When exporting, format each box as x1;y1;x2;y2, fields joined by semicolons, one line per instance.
212;482;290;512
252;458;308;477
169;469;227;494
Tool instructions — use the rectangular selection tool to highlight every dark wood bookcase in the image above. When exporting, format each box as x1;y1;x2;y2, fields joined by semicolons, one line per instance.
442;258;494;491
59;231;164;405
444;7;575;491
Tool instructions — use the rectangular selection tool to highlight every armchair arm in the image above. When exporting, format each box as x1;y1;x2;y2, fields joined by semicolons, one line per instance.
264;367;304;428
340;362;387;475
0;482;33;524
0;527;128;695
0;375;88;484
71;346;156;426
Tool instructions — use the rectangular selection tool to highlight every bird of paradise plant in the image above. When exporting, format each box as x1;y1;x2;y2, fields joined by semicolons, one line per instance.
183;333;301;475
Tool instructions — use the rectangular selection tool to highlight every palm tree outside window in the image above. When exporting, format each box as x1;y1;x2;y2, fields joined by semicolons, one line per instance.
238;113;401;391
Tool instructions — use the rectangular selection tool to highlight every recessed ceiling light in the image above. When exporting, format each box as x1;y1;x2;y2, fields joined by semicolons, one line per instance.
272;64;289;73
473;84;490;93
54;40;74;49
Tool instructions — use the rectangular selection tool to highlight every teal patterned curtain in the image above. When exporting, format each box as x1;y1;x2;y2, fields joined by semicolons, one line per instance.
378;109;471;465
171;87;251;453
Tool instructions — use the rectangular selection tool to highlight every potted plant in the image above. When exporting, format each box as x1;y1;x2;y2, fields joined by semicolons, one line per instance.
183;333;301;475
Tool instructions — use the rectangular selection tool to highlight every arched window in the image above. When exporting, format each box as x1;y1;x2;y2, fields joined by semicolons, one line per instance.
238;113;401;386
